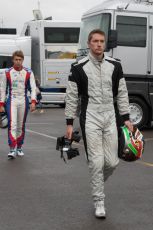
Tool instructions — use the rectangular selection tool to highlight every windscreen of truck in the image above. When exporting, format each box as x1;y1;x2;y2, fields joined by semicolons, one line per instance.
0;56;12;68
44;27;80;59
78;13;111;57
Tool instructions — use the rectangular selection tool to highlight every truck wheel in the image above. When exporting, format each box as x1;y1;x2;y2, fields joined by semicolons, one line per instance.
59;103;65;108
129;96;148;129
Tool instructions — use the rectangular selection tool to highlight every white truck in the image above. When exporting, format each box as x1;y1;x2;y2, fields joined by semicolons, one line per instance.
0;19;80;106
0;35;31;68
77;0;153;128
21;20;80;106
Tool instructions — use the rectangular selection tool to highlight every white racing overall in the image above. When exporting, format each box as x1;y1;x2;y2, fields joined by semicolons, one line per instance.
0;67;36;148
65;53;130;201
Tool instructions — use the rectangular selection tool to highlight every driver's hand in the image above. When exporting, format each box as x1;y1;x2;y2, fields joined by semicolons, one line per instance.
0;106;5;113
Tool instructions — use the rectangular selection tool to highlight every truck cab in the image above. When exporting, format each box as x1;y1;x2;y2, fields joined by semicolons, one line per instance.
78;0;153;128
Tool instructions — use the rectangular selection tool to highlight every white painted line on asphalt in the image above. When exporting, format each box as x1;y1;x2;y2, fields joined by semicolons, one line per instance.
144;137;153;142
26;129;84;147
27;123;54;125
137;160;153;167
26;129;57;140
26;129;153;167
26;126;153;142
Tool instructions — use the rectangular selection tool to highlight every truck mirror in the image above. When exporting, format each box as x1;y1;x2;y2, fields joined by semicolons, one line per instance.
107;30;118;49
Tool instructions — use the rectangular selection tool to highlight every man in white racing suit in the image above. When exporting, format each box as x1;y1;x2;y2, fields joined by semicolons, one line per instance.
65;29;133;218
0;50;36;159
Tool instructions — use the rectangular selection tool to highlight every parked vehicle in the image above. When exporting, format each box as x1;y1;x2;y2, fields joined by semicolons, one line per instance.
0;35;31;68
21;19;80;105
0;19;80;106
77;0;153;128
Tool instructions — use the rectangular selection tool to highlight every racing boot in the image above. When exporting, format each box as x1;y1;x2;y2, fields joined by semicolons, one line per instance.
8;149;16;159
94;200;106;219
16;148;24;157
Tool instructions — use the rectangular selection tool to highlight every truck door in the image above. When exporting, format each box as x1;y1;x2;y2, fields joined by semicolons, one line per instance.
112;12;151;128
113;12;148;75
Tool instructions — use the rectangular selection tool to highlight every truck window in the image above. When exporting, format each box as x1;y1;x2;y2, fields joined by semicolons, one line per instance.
78;13;111;51
0;56;12;68
25;25;30;36
44;27;80;59
0;28;16;34
44;28;80;43
116;16;147;47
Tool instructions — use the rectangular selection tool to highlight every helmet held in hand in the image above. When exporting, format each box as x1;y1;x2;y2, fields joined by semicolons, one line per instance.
118;126;144;162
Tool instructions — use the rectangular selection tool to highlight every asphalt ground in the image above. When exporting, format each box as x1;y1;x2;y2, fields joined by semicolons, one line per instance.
0;107;153;230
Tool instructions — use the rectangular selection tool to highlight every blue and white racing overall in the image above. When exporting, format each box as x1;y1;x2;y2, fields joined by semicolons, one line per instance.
0;66;36;149
65;53;130;202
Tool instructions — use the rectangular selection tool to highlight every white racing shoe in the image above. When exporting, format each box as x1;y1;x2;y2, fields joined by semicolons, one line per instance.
16;148;24;157
94;200;106;219
8;150;16;159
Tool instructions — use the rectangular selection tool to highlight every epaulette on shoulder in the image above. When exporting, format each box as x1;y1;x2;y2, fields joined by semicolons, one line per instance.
23;67;32;73
78;56;89;64
71;61;78;67
72;57;89;68
105;55;121;63
5;67;13;72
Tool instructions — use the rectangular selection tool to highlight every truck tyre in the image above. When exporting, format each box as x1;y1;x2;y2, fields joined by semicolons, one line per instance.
129;96;148;129
59;103;65;108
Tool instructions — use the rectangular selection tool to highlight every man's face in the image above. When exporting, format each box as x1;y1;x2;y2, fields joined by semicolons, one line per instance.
88;33;105;56
13;56;24;67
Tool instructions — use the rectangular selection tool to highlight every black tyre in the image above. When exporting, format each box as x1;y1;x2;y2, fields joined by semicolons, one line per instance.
129;96;148;129
59;103;65;108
